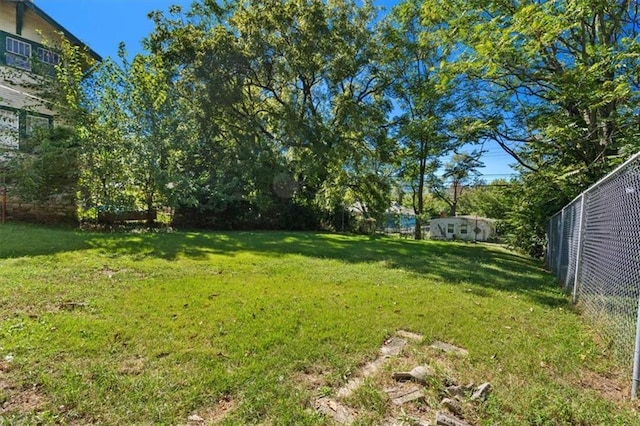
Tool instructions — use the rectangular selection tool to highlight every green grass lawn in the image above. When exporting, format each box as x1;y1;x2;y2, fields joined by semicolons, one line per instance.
0;224;637;425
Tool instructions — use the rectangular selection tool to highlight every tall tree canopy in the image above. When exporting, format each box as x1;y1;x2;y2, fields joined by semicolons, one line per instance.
421;0;640;254
145;0;393;228
423;0;640;183
382;0;487;238
382;0;456;239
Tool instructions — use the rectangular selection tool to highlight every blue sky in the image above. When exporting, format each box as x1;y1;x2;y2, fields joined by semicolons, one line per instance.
36;0;517;181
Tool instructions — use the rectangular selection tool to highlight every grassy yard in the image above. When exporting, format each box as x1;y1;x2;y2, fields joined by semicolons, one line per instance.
0;224;637;425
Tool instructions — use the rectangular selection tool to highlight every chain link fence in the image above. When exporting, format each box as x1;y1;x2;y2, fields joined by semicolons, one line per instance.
548;151;640;398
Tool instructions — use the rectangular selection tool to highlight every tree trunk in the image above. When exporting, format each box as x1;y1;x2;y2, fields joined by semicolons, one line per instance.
145;192;155;226
450;180;459;217
413;142;427;240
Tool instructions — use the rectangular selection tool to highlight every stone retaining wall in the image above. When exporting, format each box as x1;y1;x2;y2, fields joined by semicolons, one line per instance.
2;187;77;223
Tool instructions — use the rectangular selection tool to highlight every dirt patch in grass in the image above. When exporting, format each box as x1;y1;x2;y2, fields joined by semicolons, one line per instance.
578;369;628;403
118;357;146;376
293;364;333;392
0;362;47;415
98;266;121;278
187;395;237;425
96;266;149;282
1;387;46;414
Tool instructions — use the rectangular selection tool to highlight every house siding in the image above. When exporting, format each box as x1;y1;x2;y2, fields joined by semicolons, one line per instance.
430;217;496;242
0;2;64;44
1;2;61;148
0;0;96;224
0;2;16;35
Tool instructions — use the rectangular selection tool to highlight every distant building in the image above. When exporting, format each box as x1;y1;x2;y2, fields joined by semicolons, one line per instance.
430;216;496;242
384;202;416;233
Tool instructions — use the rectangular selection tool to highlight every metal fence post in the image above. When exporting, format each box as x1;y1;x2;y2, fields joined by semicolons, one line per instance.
572;194;586;304
557;207;565;275
632;294;640;399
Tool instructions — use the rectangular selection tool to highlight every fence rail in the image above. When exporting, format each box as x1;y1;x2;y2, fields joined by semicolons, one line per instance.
547;151;640;398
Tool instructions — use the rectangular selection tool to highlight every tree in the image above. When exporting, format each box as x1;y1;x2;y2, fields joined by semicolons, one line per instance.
33;35;188;224
118;48;185;224
146;0;394;228
457;179;512;219
7;127;80;203
382;0;461;239
3;36;108;219
422;0;639;254
423;0;639;179
430;152;484;217
502;173;572;258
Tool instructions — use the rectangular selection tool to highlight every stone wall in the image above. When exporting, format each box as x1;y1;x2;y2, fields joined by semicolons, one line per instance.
2;187;77;223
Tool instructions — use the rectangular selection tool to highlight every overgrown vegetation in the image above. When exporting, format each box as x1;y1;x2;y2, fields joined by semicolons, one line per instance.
0;225;638;424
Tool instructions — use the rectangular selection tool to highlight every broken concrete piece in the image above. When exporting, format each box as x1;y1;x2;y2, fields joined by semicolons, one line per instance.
315;397;356;424
440;398;462;416
435;412;473;426
392;365;434;385
336;377;363;399
471;382;492;401
315;331;429;422
338;333;410;399
382;417;431;426
380;337;408;357
385;384;425;405
429;341;469;356
360;357;387;378
445;385;467;399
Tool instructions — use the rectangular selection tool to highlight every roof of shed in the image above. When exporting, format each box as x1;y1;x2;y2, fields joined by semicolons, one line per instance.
431;216;496;222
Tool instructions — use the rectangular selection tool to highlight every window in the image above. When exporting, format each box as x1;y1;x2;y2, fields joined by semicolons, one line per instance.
460;224;468;234
447;224;454;233
0;109;20;150
5;53;31;71
6;37;32;71
26;115;50;137
36;47;59;66
6;37;31;57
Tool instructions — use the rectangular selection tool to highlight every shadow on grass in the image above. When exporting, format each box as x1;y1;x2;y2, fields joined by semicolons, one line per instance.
0;224;91;258
0;225;565;308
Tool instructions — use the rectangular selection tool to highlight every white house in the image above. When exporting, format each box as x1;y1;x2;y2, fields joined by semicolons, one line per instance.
0;0;100;150
430;215;496;242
